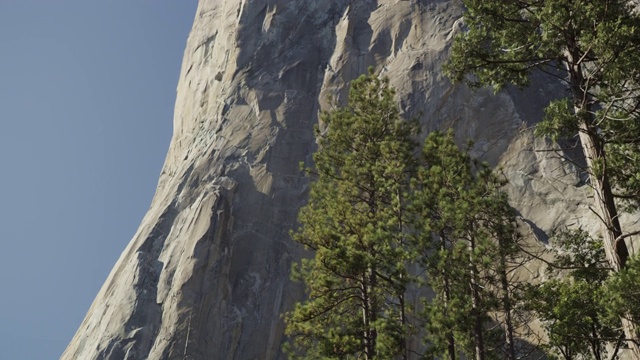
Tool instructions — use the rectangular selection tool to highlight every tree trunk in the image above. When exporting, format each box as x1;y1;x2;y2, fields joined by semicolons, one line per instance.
440;234;457;360
443;268;457;360
498;247;516;360
566;48;639;356
469;233;485;360
399;292;407;360
369;270;377;358
362;272;373;359
397;189;408;360
470;274;485;360
575;119;628;269
575;118;640;356
361;269;378;359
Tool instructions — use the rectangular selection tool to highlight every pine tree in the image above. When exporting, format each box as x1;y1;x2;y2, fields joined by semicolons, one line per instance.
284;69;418;359
413;131;522;360
445;0;640;351
605;254;640;339
524;230;623;360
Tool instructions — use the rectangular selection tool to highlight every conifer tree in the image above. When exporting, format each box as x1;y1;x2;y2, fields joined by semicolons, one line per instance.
445;0;640;351
284;70;417;359
524;230;623;360
605;254;640;338
413;131;521;360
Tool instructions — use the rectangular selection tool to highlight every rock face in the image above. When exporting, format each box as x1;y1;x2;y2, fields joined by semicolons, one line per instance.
62;1;631;359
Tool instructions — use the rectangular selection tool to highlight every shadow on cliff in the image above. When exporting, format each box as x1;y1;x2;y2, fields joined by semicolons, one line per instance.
97;202;178;360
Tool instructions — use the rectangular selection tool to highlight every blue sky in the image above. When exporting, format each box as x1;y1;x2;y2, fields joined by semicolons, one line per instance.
0;1;198;358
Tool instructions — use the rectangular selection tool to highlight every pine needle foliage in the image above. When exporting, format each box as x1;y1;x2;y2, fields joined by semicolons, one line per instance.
284;72;525;360
523;230;622;360
413;131;521;360
445;0;640;268
283;69;418;359
445;0;640;351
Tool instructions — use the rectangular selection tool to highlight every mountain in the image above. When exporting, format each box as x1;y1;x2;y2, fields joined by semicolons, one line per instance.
62;1;606;359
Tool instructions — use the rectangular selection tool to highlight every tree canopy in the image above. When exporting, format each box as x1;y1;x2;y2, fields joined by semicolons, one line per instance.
284;70;417;359
446;0;640;266
446;1;640;352
285;71;525;360
414;131;522;360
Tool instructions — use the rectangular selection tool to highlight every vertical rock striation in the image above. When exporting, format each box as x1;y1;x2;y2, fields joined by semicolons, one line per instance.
63;1;623;359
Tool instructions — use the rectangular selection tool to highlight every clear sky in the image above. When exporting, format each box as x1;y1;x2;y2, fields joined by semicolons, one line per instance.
0;1;198;358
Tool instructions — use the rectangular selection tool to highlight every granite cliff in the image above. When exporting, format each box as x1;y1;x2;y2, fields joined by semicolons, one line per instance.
62;1;634;359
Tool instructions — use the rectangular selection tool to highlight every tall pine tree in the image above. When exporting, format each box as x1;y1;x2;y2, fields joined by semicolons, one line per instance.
445;0;640;352
413;131;522;360
524;229;623;360
284;70;417;359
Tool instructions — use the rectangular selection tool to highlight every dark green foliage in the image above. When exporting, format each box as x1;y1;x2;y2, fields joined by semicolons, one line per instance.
284;69;418;359
606;119;640;212
524;230;622;360
446;0;640;350
446;0;640;266
285;72;526;360
446;0;640;96
605;255;640;334
413;131;521;360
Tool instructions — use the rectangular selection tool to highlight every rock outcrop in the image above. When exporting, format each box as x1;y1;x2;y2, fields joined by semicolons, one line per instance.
62;1;634;359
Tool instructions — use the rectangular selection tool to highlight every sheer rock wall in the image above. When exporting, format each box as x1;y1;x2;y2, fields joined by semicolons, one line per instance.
62;1;621;359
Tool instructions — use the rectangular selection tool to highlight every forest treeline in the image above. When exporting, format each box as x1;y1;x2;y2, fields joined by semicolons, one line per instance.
283;1;640;359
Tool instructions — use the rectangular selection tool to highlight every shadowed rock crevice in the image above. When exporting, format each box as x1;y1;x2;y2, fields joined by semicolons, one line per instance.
94;203;177;360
